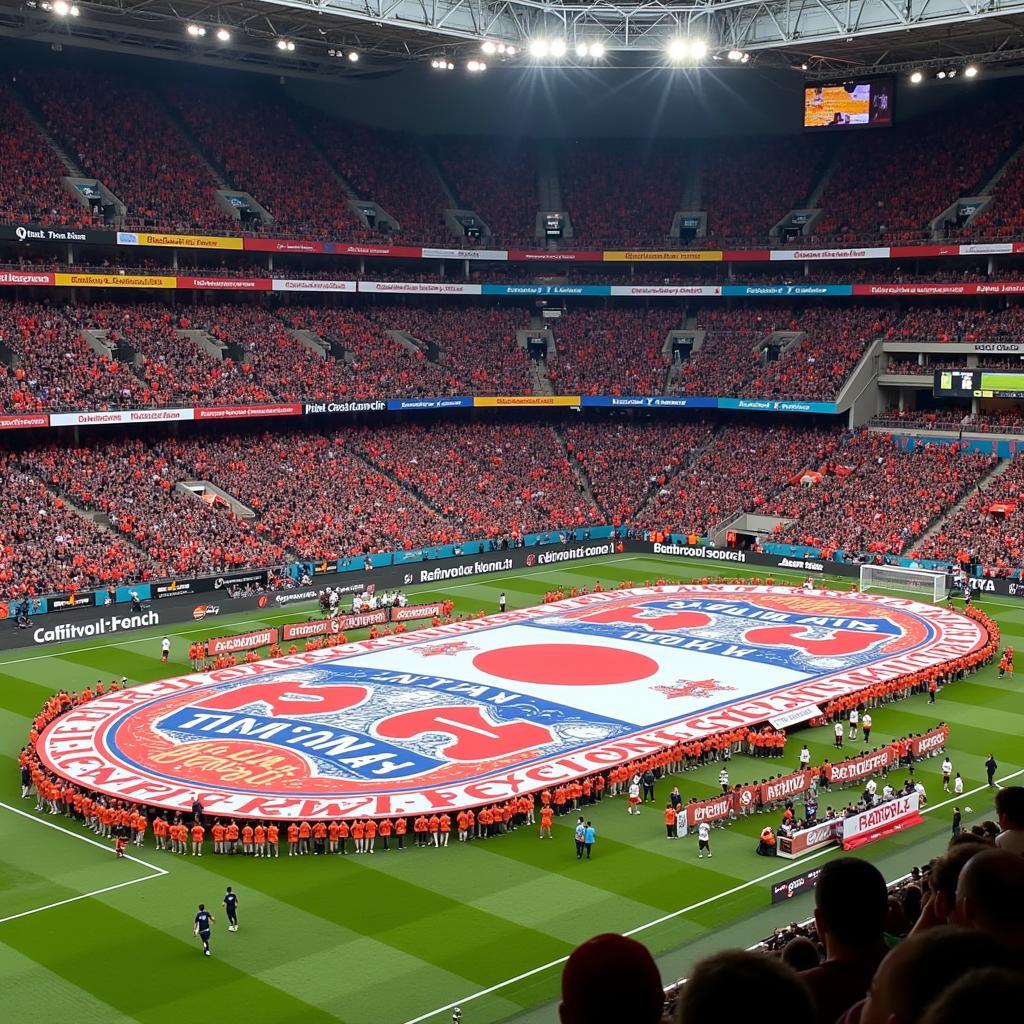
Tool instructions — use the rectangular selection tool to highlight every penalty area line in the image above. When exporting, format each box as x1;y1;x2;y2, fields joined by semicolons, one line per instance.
0;800;168;926
400;766;1024;1024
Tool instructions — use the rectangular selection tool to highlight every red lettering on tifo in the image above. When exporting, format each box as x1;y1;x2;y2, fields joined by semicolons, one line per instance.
563;601;712;632
374;706;553;761
742;625;883;656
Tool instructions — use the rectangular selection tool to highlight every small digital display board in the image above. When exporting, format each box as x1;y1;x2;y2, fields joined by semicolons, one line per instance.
934;369;1024;399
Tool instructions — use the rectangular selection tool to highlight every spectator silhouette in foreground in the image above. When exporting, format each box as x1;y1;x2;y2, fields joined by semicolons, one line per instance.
855;926;1017;1024
674;950;813;1022
994;786;1024;855
798;857;890;1024
559;933;663;1024
953;847;1024;951
919;966;1024;1024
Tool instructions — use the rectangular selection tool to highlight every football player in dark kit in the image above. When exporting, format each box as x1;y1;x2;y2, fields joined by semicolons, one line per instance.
224;886;239;932
194;904;216;956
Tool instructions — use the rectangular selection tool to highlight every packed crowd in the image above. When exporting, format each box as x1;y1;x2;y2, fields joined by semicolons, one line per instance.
162;430;452;558
25;438;280;577
24;69;226;231
560;141;690;247
354;421;596;538
5;418;1024;597
161;85;364;239
771;433;993;557
699;135;828;244
433;137;539;248
635;423;844;536
7;64;1024;251
547;308;683;395
913;451;1024;573
812;98;1018;243
0;301;146;412
307;116;450;244
273;304;453;399
886;302;1024;342
0;82;82;227
0;454;145;599
362;303;533;394
562;418;716;523
741;307;893;400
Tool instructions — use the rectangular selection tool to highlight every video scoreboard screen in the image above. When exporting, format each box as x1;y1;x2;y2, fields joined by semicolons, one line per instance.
803;79;893;130
934;369;1024;398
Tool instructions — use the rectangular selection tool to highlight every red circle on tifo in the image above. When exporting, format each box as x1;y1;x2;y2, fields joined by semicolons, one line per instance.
472;644;659;686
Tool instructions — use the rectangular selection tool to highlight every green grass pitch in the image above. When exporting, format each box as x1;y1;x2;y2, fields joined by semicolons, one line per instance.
1;553;1023;1024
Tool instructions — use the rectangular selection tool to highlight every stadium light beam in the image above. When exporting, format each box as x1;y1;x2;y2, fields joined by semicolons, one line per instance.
667;39;689;61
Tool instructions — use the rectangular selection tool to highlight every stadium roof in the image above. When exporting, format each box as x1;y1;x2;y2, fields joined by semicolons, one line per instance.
4;0;1024;79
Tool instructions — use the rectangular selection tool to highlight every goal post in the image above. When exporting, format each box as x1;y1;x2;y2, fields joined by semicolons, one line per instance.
858;564;950;603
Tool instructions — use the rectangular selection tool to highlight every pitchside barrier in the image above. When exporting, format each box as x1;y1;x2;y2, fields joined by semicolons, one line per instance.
5;537;1019;650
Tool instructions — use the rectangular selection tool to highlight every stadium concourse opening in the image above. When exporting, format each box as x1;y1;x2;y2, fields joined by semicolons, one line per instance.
34;586;988;822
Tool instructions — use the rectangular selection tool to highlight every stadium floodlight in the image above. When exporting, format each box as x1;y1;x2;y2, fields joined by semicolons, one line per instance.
506;46;517;57
529;39;549;58
910;70;923;83
590;42;605;59
690;39;708;60
482;41;496;55
667;39;689;61
550;39;567;58
277;39;295;51
936;70;947;79
53;0;69;13
727;49;744;61
576;42;589;58
467;59;486;72
965;64;979;77
216;28;231;42
348;51;359;61
496;43;507;54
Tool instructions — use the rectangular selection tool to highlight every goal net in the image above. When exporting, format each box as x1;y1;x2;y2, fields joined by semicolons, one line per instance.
859;564;949;603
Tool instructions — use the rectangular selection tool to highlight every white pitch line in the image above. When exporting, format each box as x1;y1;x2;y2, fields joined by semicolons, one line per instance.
0;800;168;925
400;767;1024;1024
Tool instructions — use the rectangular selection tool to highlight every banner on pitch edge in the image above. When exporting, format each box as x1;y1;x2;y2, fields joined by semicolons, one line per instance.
842;792;922;850
281;609;389;641
390;602;445;623
207;628;279;655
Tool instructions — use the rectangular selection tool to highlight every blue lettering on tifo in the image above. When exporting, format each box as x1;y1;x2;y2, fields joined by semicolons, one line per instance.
157;708;441;780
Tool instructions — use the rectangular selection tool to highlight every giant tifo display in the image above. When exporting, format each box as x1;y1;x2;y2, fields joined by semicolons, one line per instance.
36;586;986;820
